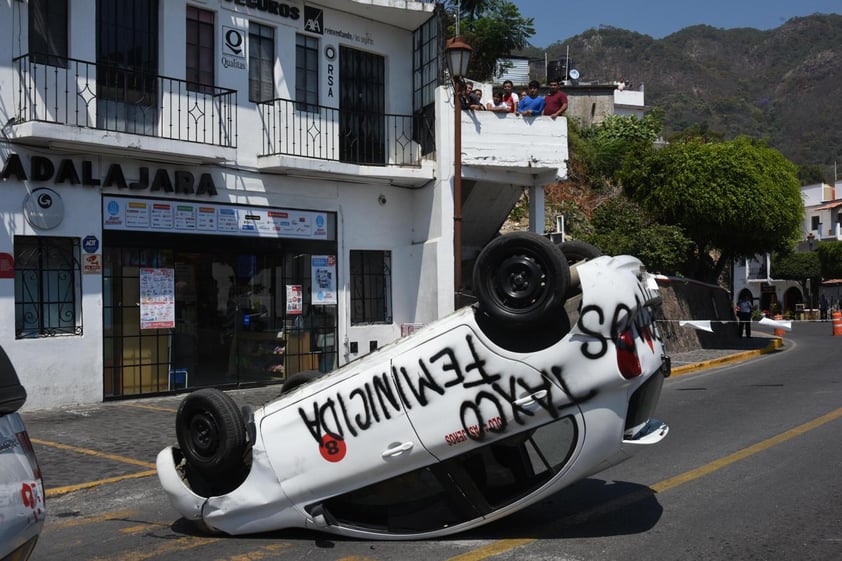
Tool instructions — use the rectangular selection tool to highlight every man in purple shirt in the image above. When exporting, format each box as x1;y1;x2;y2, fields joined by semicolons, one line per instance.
517;80;544;116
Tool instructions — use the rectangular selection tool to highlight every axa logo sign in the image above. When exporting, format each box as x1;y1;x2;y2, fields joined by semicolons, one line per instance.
304;6;323;35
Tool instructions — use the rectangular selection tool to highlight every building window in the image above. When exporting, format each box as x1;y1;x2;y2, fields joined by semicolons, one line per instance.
29;0;68;67
811;216;821;231
14;237;82;338
350;251;392;325
249;22;275;102
186;6;214;92
295;34;319;112
412;14;441;155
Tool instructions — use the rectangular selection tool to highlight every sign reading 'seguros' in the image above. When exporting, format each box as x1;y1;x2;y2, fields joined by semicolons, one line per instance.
0;153;219;197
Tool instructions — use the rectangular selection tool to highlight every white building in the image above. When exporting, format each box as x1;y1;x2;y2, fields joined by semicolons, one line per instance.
0;0;567;410
732;182;839;315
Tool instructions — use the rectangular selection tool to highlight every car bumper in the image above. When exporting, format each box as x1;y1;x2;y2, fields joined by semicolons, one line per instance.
156;447;207;522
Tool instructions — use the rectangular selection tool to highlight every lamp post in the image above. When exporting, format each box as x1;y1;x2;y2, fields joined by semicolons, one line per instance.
445;36;472;308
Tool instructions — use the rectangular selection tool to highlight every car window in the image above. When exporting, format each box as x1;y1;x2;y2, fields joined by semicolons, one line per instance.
447;414;578;509
0;346;26;415
319;463;481;533
317;414;578;533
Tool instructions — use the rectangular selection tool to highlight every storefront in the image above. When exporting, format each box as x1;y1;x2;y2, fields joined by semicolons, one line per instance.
100;196;338;397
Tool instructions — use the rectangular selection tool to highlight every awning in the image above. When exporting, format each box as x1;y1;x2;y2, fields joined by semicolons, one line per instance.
813;200;842;211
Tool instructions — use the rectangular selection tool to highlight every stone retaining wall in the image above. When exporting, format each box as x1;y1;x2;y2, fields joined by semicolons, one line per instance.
656;276;738;354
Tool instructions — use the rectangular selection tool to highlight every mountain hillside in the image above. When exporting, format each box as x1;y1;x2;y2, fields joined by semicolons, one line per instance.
521;14;842;175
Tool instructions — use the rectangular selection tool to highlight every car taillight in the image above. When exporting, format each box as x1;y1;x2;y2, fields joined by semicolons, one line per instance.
16;430;42;482
616;327;642;379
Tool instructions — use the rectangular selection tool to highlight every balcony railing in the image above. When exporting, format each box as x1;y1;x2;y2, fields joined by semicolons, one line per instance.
13;54;237;149
257;97;434;167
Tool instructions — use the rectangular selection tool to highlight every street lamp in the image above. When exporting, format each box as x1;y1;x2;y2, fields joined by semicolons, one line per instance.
445;36;472;308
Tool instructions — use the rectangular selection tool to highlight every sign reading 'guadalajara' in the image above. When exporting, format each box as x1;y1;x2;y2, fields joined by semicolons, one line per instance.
0;153;218;197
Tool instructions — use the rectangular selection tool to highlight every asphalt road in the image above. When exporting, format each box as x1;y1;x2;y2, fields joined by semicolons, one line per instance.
23;321;842;561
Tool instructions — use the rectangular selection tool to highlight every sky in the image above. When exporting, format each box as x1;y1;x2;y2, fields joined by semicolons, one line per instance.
512;0;842;48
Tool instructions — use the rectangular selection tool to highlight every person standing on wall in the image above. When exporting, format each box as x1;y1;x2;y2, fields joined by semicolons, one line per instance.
737;295;753;338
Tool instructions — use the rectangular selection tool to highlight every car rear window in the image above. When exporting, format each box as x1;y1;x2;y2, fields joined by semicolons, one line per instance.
0;346;26;414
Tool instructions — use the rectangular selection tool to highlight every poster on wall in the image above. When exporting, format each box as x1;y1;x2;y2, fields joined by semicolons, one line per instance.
139;268;175;329
286;285;303;315
311;256;337;305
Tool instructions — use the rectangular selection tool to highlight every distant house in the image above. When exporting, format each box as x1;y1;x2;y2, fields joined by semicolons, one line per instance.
732;182;842;316
495;56;647;126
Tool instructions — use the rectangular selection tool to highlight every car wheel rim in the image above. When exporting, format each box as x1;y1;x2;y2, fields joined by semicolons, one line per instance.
189;412;219;458
494;253;546;308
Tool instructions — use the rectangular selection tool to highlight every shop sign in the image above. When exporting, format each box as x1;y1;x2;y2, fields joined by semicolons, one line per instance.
103;196;330;241
23;188;64;230
0;253;13;279
1;153;218;197
83;254;102;275
222;0;301;22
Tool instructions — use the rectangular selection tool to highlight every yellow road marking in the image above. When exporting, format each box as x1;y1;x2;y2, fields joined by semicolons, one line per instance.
211;543;293;560
47;470;157;497
31;438;156;469
123;403;178;413
652;406;842;493
445;405;842;561
447;539;536;561
91;536;221;561
120;521;171;534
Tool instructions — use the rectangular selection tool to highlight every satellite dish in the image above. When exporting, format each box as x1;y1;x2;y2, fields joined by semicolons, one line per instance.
568;68;580;80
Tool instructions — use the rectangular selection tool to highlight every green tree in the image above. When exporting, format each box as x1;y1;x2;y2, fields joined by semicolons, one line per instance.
817;241;842;279
576;110;663;187
447;0;535;81
584;197;692;275
620;137;804;283
771;250;822;306
797;164;828;185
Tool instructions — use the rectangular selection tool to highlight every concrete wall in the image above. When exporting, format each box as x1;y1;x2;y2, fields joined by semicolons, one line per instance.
656;277;738;354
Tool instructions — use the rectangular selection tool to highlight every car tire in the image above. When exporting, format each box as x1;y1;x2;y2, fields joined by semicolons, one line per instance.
176;389;247;479
473;231;570;327
281;370;322;394
557;240;603;265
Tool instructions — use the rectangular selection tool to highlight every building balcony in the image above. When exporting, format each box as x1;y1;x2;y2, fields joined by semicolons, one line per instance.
256;97;436;187
459;110;569;185
9;54;237;164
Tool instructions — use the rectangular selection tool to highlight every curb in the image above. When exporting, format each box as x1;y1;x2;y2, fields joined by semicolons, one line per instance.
671;337;784;377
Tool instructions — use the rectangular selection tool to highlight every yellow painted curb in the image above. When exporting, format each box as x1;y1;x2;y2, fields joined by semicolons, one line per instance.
671;337;783;377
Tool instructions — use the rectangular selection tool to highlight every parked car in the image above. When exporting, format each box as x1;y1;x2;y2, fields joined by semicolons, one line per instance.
0;346;45;560
158;232;670;539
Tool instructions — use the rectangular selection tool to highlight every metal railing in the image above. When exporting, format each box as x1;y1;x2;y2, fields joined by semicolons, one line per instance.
13;54;237;149
257;97;434;167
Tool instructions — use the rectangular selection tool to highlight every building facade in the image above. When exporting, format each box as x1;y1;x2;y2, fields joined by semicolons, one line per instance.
1;0;568;410
732;181;842;315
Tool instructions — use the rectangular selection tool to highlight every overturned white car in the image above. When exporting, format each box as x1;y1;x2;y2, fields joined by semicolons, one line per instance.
157;232;670;539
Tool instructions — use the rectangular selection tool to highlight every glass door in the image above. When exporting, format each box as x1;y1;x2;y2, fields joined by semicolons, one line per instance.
104;237;339;397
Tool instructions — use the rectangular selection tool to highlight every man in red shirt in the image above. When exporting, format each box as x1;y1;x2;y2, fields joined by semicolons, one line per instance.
543;79;568;119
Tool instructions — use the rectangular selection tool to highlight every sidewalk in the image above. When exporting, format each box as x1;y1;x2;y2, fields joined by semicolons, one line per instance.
668;332;783;376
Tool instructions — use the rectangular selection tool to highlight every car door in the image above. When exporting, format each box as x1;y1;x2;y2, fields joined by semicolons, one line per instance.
260;355;437;508
391;323;582;463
